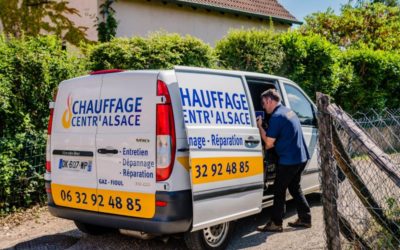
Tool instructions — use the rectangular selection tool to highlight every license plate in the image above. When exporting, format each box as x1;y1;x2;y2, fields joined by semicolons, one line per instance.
51;183;155;218
58;159;92;172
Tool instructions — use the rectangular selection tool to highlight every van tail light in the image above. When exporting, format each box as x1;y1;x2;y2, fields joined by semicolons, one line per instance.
46;108;53;173
156;80;176;181
45;90;57;179
47;108;54;135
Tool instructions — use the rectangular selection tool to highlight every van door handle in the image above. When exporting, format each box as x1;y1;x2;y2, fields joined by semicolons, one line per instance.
245;139;260;144
244;137;260;148
97;148;118;154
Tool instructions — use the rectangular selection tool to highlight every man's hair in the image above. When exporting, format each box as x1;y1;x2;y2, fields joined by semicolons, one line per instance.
261;89;281;102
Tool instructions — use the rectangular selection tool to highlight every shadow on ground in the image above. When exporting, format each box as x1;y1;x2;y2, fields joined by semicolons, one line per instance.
7;229;187;250
6;193;321;250
227;193;322;249
8;234;80;250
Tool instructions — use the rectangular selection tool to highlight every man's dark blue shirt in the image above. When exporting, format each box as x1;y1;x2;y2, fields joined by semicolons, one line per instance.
266;104;310;165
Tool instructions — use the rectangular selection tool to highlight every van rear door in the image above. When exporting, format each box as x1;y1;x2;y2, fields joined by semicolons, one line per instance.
175;67;264;231
51;72;158;219
51;75;102;213
96;72;158;218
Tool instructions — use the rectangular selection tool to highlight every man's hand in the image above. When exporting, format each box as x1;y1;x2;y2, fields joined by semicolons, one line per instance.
257;116;275;150
257;116;263;128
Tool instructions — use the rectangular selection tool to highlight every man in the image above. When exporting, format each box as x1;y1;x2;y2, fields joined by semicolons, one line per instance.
256;89;311;232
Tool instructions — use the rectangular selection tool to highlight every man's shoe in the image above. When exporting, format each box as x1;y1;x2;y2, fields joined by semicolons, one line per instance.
287;218;312;228
257;221;283;232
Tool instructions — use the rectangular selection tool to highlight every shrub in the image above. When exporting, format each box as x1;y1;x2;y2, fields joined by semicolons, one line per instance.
334;48;400;113
277;31;344;100
215;29;344;101
0;35;85;134
0;35;84;214
86;37;148;70
87;33;216;70
215;29;284;74
0;132;46;215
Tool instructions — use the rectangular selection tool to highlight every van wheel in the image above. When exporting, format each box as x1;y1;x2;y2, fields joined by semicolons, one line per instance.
74;221;114;235
184;221;235;250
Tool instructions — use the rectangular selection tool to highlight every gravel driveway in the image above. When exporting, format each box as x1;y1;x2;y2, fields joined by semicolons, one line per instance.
1;193;324;250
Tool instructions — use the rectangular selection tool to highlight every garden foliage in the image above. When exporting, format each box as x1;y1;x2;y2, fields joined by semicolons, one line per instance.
3;4;400;212
301;3;400;50
0;35;84;214
215;29;284;74
87;33;216;70
215;29;400;113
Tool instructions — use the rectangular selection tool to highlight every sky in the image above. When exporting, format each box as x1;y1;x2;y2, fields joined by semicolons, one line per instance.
278;0;351;23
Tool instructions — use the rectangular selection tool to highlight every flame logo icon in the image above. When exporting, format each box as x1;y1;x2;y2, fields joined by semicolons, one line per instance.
62;95;73;129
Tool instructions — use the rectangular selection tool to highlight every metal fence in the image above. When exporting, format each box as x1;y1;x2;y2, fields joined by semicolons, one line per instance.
317;93;400;250
0;133;46;215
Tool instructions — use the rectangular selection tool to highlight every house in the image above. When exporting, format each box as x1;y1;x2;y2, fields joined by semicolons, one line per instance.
66;0;301;45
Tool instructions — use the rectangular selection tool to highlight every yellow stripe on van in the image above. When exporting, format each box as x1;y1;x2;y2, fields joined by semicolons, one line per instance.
191;156;263;184
51;183;155;218
177;156;190;172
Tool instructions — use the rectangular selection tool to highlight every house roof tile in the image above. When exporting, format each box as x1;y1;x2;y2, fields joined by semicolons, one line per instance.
173;0;300;24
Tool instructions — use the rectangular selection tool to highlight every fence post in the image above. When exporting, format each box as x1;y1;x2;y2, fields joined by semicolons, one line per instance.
316;92;341;250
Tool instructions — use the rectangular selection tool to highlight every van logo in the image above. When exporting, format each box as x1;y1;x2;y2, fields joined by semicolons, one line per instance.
62;95;73;129
60;95;143;128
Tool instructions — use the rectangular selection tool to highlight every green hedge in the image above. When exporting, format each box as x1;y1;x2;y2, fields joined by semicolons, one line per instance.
2;31;400;214
0;35;85;134
87;33;216;70
0;132;46;214
335;48;400;113
0;35;84;214
215;30;342;100
277;32;343;99
214;29;400;112
215;29;284;74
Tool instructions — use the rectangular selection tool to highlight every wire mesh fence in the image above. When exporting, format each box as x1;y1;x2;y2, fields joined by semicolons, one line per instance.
352;109;400;165
0;132;47;215
317;93;400;250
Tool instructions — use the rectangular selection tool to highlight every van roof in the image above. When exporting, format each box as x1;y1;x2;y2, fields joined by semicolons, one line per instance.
63;67;295;86
174;66;293;83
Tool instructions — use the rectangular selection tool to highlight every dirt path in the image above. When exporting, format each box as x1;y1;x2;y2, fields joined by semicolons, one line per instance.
1;193;324;250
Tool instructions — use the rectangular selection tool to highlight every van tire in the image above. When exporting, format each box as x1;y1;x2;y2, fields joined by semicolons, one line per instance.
184;221;235;250
74;221;114;235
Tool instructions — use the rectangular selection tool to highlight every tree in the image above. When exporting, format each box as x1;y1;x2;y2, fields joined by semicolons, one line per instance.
301;3;400;50
367;0;398;6
0;0;88;46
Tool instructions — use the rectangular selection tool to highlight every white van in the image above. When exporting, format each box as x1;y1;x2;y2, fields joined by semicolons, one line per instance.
45;66;319;249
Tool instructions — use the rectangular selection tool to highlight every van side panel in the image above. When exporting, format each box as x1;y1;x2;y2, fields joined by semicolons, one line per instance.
175;68;264;231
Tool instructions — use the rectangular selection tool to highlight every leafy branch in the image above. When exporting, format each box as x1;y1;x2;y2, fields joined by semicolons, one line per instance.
97;0;118;42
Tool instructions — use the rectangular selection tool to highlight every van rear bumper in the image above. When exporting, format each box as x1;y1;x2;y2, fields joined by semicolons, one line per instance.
47;187;192;235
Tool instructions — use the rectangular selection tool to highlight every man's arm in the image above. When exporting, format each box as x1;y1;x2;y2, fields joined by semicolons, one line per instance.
257;117;276;150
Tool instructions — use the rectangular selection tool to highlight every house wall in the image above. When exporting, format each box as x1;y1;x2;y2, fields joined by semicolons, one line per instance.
0;0;291;45
114;0;290;45
66;0;99;41
0;1;98;41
